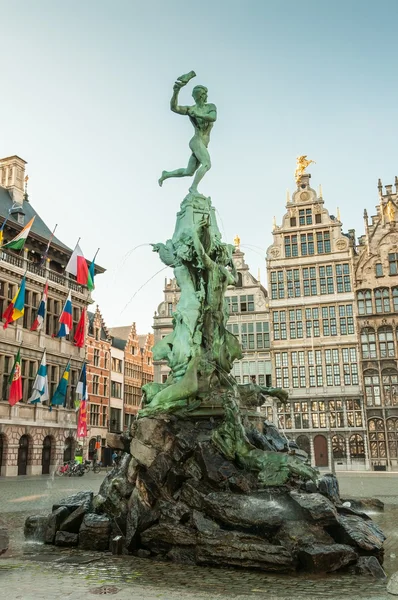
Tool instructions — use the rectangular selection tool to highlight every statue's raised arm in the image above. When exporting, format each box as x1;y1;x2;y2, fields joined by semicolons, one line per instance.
158;71;217;195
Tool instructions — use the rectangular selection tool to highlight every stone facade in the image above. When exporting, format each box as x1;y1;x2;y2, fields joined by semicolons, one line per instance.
152;244;272;394
0;155;100;476
86;307;111;465
353;178;398;470
109;324;154;430
266;173;368;472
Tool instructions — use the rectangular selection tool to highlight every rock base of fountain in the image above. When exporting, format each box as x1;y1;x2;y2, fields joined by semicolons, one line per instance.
25;415;386;575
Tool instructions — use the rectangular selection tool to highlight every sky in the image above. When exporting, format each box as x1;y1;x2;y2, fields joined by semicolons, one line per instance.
1;0;398;333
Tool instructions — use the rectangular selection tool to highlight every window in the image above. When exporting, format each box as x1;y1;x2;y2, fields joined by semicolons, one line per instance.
375;288;390;313
342;347;359;385
346;400;363;427
241;323;255;349
350;434;365;459
284;235;298;258
124;384;133;405
393;288;398;312
316;231;331;254
389;253;398;275
104;353;109;369
1;355;12;400
364;371;381;406
302;267;317;297
167;302;173;316
227;296;239;313
111;381;122;398
301;233;314;256
315;213;322;224
329;401;344;428
332;435;346;458
110;408;122;433
23;289;39;330
277;402;292;429
290;217;296;227
361;328;376;359
319;265;334;295
256;322;270;349
311;401;327;428
95;328;99;341
335;263;351;292
293;401;309;428
382;370;398;406
357;290;372;315
339;304;354;335
103;377;108;398
21;359;37;402
289;309;303;339
368;418;386;458
378;326;395;358
375;263;383;277
240;295;254;312
90;403;100;426
273;311;287;340
46;297;61;336
387;418;398;459
92;375;99;395
93;348;100;366
112;357;123;373
299;208;312;225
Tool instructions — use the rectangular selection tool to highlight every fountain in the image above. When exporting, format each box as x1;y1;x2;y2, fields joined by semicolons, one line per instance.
25;72;386;575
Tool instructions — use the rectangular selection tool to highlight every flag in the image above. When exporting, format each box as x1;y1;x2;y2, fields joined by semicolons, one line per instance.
8;349;23;406
0;214;10;247
28;351;49;404
77;400;88;437
51;362;70;408
31;282;48;331
87;260;95;291
76;362;88;400
55;291;72;338
74;308;86;348
65;243;89;285
3;276;26;329
3;216;35;250
40;225;57;267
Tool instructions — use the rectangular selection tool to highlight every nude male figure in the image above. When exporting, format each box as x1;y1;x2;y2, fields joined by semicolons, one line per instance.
158;78;217;194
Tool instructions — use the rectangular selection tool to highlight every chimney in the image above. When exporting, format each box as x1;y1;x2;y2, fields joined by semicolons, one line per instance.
0;155;27;205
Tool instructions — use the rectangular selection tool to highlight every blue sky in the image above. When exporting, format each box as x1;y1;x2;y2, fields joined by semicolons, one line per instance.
1;1;398;332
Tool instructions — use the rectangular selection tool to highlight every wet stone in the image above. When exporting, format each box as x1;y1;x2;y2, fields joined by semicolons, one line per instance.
54;531;78;547
290;491;338;526
192;510;219;534
342;497;384;513
45;506;70;544
24;514;48;542
130;438;158;468
297;543;357;572
203;492;284;532
317;473;341;504
141;523;196;554
334;514;386;552
354;556;387;579
59;504;87;534
387;571;398;596
53;491;93;512
277;520;334;551
0;518;9;556
79;514;111;551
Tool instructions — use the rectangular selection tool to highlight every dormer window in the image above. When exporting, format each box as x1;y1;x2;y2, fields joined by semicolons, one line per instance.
17;214;24;225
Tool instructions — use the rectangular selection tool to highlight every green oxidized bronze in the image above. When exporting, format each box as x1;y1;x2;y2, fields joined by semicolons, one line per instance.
141;72;318;487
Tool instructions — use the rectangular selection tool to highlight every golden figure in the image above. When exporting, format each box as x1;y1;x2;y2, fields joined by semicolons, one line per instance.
385;199;396;222
233;234;240;248
295;155;316;184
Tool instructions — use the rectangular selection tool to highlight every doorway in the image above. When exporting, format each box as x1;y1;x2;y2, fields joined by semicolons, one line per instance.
314;434;328;467
18;435;29;475
42;436;52;475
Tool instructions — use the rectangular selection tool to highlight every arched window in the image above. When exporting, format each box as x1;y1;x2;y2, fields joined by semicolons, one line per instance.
364;370;381;406
382;369;398;406
368;418;386;459
296;435;311;457
393;288;398;312
387;418;398;459
378;326;395;358
235;272;243;288
375;288;391;313
349;434;365;459
332;435;346;459
357;290;372;315
361;328;376;359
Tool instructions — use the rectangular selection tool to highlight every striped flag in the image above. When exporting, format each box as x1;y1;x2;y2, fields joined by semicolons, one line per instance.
3;276;26;329
31;282;48;332
8;349;23;406
56;291;73;338
28;351;49;404
51;362;70;408
65;243;89;285
3;216;35;250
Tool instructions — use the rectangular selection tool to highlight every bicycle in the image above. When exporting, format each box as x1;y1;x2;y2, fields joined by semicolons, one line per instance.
55;461;74;477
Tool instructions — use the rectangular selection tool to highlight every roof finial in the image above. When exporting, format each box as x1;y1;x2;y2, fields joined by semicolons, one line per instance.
257;268;261;283
24;175;29;200
272;216;277;230
233;234;240;249
378;178;383;194
337;207;341;221
286;189;290;203
318;184;323;198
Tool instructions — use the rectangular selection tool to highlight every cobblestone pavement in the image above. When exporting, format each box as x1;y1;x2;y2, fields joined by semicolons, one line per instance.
0;472;397;599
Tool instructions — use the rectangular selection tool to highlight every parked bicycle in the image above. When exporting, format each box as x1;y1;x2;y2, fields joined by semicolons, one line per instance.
55;461;75;477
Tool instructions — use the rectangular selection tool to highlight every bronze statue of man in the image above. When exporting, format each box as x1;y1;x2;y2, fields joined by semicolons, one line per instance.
158;72;217;194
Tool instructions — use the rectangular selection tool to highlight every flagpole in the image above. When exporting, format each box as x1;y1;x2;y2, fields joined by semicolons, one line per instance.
92;248;100;263
40;224;58;267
